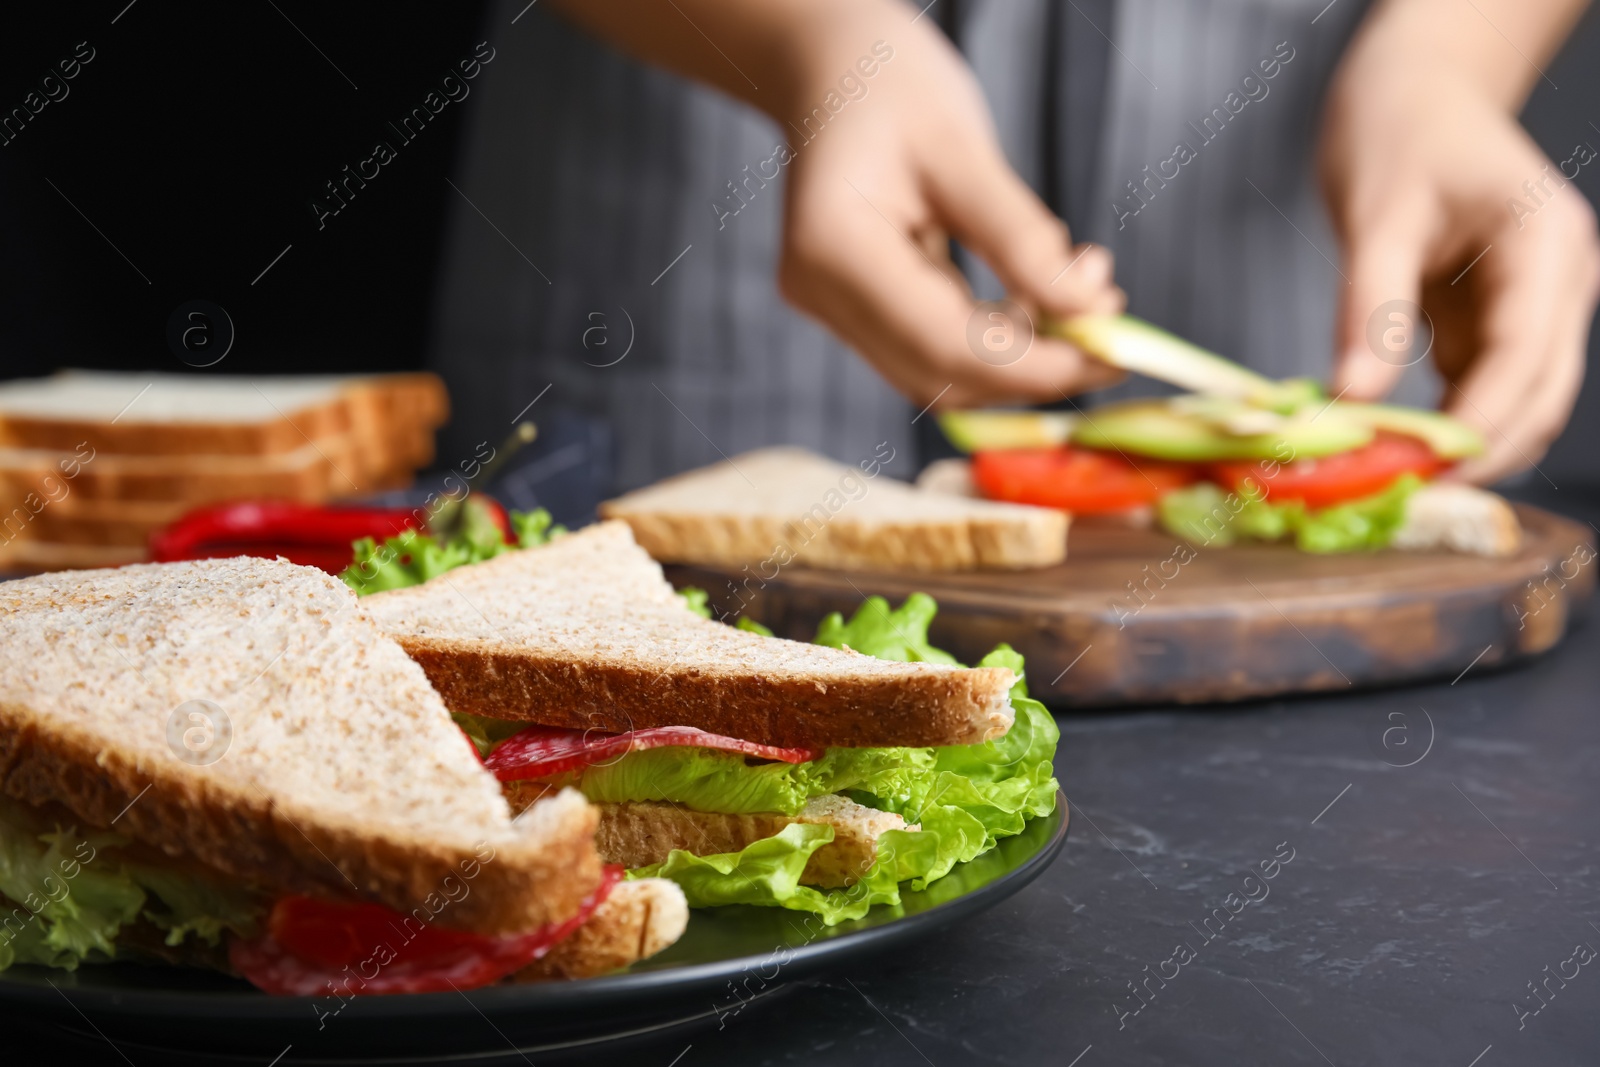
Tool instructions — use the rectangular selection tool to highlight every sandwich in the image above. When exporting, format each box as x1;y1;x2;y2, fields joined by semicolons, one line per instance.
352;520;1060;924
0;556;685;993
937;314;1521;556
0;370;449;573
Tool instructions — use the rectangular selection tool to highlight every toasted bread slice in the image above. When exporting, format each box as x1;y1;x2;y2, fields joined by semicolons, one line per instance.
593;794;913;889
0;556;601;935
517;877;688;980
0;371;446;465
1393;483;1522;557
599;447;1067;571
363;521;1016;748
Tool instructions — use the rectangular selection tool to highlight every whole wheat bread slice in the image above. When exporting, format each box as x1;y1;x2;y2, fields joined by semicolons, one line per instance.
593;794;913;889
0;556;601;936
516;877;688;980
599;447;1067;571
364;521;1016;748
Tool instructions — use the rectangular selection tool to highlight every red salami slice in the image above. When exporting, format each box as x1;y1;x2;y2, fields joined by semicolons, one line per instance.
485;724;823;783
230;866;622;996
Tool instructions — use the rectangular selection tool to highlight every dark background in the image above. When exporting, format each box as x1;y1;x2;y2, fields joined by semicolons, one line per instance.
0;1;488;378
1;1;1597;487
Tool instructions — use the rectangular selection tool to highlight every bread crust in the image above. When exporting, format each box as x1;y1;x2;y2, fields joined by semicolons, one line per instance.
0;434;405;505
367;521;1016;750
611;509;1069;572
516;877;688;981
0;407;345;457
400;634;1013;749
0;540;145;573
0;372;447;461
0;702;601;936
1394;483;1523;557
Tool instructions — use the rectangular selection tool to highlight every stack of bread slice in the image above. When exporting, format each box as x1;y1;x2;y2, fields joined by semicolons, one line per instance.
0;370;447;573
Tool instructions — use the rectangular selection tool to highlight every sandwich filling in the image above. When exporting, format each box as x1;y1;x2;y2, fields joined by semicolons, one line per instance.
971;433;1442;552
458;591;1060;925
0;795;622;991
944;315;1494;554
0;796;264;974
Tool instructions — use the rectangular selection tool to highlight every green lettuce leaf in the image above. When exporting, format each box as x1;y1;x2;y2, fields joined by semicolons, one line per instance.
1158;474;1421;553
0;808;142;971
580;747;816;815
610;598;1059;923
1294;474;1421;553
630;823;945;924
0;799;264;972
509;507;559;548
341;505;563;595
577;738;944;818
122;863;265;947
453;710;536;761
802;746;937;809
678;587;713;618
814;592;960;664
676;587;774;635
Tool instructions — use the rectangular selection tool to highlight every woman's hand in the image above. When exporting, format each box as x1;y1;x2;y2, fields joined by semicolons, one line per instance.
1321;0;1599;484
771;3;1125;409
553;0;1126;410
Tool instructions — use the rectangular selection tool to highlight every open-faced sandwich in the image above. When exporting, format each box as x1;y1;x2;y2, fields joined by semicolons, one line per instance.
0;555;687;993
936;315;1521;557
347;519;1060;924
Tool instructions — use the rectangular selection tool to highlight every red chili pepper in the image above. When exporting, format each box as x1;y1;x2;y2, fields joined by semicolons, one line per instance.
150;501;422;574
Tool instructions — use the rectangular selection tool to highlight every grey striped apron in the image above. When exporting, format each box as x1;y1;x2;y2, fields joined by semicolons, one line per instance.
429;0;1398;504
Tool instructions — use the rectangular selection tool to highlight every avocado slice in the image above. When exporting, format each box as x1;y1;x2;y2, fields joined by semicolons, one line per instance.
1328;402;1485;459
938;410;1076;453
989;314;1470;463
1073;399;1374;461
1051;314;1321;411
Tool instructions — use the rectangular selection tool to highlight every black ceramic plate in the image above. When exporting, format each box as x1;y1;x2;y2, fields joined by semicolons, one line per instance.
0;798;1068;1064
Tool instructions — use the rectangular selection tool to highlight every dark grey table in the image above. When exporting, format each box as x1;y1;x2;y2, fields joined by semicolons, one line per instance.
8;488;1597;1066
622;484;1600;1067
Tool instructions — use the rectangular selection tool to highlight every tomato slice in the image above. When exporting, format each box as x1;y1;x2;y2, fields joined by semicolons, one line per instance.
1211;431;1447;509
971;446;1199;513
486;725;822;783
229;866;623;996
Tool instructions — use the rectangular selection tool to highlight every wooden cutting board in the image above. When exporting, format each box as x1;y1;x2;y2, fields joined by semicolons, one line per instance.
664;504;1595;707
